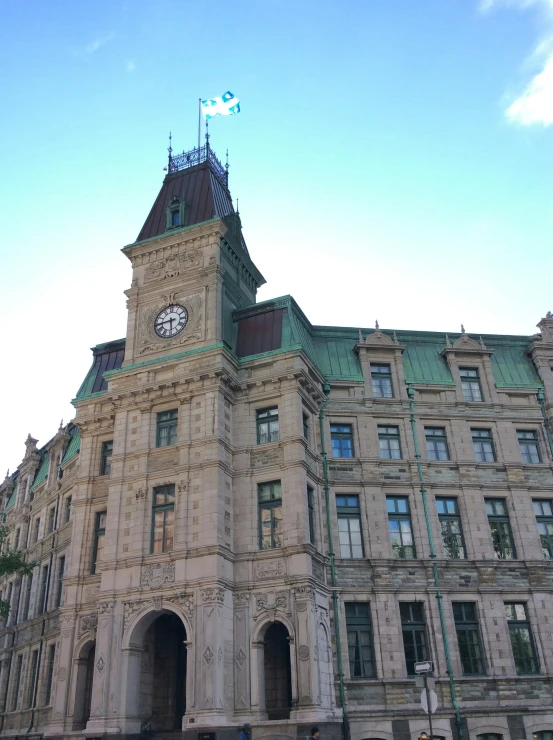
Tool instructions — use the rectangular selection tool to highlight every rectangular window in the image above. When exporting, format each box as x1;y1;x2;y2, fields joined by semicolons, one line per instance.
92;511;107;574
64;495;72;524
38;565;49;615
100;440;113;475
22;574;33;622
171;210;180;227
331;424;354;458
505;603;538;674
256;407;279;444
517;430;541;464
345;603;376;678
33;517;40;544
453;603;485;675
6;583;13;626
44;644;56;705
460;367;483;402
400;602;429;675
48;507;56;533
336;495;363;558
11;654;23;711
425;427;450;461
436;498;466;559
258;481;283;550
152;485;175;554
307;486;315;545
486;499;516;559
533;500;553;560
55;556;65;608
387;496;415;558
26;649;39;708
378;425;402;459
14;529;20;550
302;412;309;440
472;429;496;462
371;363;393;398
156;409;178;447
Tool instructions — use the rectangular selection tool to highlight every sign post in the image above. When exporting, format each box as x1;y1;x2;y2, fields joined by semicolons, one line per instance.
414;661;436;740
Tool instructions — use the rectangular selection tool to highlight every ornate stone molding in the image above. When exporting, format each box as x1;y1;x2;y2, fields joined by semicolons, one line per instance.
233;591;250;606
167;592;194;619
254;559;285;579
201;587;225;604
140;562;175;588
98;601;115;616
123;600;144;631
292;585;315;601
79;613;98;635
139;292;203;355
143;246;202;284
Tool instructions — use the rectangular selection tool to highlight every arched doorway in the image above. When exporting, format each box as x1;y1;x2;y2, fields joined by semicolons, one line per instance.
139;613;187;731
73;640;96;730
264;622;292;720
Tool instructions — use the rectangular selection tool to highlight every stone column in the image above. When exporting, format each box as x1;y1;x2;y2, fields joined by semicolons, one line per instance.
233;593;251;714
47;611;76;735
118;647;143;734
196;586;227;723
249;640;265;719
291;586;318;720
85;601;116;733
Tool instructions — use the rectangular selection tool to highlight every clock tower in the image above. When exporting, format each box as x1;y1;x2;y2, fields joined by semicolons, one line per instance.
121;142;265;367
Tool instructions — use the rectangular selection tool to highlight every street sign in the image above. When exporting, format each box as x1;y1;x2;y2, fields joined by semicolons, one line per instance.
421;688;438;715
415;676;435;689
414;660;433;674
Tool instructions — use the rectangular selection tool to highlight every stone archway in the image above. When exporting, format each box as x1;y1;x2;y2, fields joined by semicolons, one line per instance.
263;622;292;720
121;608;188;733
73;640;96;730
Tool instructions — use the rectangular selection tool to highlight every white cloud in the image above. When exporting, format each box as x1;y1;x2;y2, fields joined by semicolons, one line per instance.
79;33;114;56
480;0;553;126
506;52;553;124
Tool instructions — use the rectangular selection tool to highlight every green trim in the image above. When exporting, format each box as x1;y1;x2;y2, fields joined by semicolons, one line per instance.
104;342;225;376
72;390;107;406
238;344;303;363
122;217;221;250
4;479;18;511
61;434;81;465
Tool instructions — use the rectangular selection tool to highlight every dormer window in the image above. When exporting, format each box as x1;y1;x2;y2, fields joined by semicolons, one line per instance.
166;196;186;231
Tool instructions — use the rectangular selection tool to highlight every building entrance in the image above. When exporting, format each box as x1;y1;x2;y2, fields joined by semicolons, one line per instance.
263;622;292;720
140;613;187;731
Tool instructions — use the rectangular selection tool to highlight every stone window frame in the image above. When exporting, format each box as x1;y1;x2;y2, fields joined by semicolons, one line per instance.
155;408;178;448
335;493;364;559
516;429;542;465
26;647;39;708
11;653;23;711
436;497;466;559
151;484;176;554
55;554;66;608
255;406;280;445
258;480;283;550
370;362;394;399
329;422;355;459
532;499;553;560
471;427;496;463
100;439;114;476
355;331;408;401
345;601;377;679
459;367;484;402
37;563;49;616
452;601;486;676
377;424;402;460
165;195;187;231
399;601;430;676
485;498;517;560
505;602;540;675
44;643;56;706
386;495;416;559
91;510;107;574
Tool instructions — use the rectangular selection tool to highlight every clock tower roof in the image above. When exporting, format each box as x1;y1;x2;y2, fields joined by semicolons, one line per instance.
136;143;247;253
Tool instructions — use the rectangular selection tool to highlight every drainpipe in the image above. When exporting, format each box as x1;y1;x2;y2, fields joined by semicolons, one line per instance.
318;383;349;740
537;390;553;460
407;386;464;740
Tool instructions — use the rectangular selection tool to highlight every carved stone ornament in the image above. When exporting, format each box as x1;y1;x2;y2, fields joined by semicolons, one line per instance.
85;586;100;603
167;592;194;619
152;596;163;611
98;601;115;615
217;646;223;663
254;560;285;579
123;600;144;630
140;562;175;588
139;292;203;355
236;648;246;666
135;487;147;501
293;585;315;601
79;613;98;635
96;656;105;673
298;645;310;660
60;612;76;626
203;646;214;665
57;667;67;682
201;587;225;604
233;592;250;606
143;246;202;284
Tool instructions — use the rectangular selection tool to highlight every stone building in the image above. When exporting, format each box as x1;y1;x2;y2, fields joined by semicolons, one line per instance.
1;143;553;740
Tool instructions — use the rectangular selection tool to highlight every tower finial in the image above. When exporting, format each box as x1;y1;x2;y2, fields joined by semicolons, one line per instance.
225;148;229;186
167;131;173;172
236;197;239;216
205;119;210;152
375;320;379;330
461;324;465;334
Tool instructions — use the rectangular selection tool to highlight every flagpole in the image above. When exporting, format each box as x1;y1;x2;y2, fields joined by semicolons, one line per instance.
198;98;201;158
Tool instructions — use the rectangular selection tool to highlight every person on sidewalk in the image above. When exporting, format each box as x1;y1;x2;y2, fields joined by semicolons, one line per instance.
239;722;252;740
309;727;320;740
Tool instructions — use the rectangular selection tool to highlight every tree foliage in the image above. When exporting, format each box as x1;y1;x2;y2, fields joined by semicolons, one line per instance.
0;525;34;619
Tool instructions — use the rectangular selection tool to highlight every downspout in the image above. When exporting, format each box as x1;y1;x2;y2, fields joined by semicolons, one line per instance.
407;386;464;740
537;389;553;459
319;382;349;740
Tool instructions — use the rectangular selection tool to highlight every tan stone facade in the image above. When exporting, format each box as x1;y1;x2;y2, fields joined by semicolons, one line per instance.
1;150;553;740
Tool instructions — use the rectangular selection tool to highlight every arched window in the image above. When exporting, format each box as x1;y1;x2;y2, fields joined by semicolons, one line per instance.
533;733;553;740
165;196;187;230
477;734;502;740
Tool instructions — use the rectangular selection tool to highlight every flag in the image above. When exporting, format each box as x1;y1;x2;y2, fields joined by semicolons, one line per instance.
201;91;240;120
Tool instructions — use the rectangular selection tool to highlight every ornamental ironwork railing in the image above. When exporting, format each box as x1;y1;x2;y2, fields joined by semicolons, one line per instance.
168;144;228;186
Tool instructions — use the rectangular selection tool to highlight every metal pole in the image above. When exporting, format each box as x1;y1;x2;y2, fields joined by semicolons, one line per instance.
198;98;201;156
425;673;434;740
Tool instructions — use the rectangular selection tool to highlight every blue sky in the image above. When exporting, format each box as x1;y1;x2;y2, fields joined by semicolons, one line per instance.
1;0;552;471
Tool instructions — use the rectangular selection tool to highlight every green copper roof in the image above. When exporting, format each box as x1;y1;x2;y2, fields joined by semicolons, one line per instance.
491;343;542;388
31;454;49;491
61;433;81;465
4;479;18;511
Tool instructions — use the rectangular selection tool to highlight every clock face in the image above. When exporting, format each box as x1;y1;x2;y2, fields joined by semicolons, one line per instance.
154;304;188;338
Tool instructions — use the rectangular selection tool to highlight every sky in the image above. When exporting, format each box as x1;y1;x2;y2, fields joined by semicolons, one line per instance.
1;0;552;473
